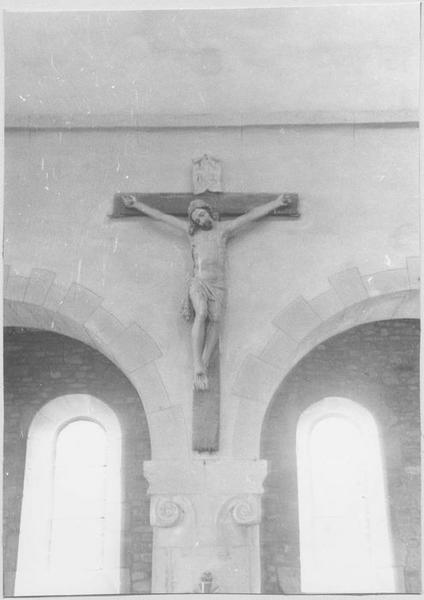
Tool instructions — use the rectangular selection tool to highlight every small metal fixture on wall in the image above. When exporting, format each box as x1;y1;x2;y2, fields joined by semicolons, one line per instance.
196;571;219;593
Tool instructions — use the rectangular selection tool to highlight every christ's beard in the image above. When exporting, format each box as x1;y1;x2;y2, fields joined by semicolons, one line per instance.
198;221;213;230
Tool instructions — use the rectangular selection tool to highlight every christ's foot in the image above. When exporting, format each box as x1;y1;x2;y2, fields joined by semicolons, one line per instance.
194;370;209;391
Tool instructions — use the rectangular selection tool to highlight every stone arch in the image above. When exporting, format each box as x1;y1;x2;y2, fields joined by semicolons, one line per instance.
4;263;189;460
231;261;420;458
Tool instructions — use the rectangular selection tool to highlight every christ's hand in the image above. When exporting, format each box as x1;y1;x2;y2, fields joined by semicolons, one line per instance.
275;194;291;208
122;194;137;208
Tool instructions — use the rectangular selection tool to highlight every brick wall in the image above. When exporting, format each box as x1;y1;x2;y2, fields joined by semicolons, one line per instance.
260;319;420;594
3;327;152;596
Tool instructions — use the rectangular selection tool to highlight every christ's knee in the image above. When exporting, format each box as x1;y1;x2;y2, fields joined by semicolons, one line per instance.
193;307;208;324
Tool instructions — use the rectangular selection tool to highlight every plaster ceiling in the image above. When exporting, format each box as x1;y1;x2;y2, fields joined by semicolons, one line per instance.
5;5;420;120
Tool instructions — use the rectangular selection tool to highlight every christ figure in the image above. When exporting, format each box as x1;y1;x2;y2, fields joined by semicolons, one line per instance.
122;193;289;391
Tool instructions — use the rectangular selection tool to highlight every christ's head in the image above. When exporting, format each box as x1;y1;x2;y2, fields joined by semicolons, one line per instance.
188;200;216;235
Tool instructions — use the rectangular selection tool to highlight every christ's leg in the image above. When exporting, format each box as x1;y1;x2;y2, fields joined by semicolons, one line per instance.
202;321;219;369
192;309;208;389
189;288;209;390
202;294;222;370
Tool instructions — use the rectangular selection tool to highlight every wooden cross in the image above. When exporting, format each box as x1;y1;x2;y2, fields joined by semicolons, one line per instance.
110;192;300;220
111;191;300;453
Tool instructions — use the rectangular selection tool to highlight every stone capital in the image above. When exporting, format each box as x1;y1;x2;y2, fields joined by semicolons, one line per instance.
150;496;187;528
146;464;266;594
143;458;267;496
225;494;262;526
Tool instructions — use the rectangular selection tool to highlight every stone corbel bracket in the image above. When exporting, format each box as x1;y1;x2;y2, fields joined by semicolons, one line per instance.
150;496;187;528
226;495;262;526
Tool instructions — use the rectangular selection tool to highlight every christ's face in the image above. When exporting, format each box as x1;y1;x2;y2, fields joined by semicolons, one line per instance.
192;208;213;230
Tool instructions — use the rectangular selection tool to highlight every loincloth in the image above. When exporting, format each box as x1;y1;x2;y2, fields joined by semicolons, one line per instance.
181;276;225;322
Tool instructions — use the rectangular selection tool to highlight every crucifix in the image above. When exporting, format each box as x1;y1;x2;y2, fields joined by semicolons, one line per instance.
111;155;300;452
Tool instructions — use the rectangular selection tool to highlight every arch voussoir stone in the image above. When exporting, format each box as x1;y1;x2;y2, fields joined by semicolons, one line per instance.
406;256;420;288
4;299;20;324
85;306;127;346
260;330;298;370
392;288;419;319
24;268;56;305
328;266;369;306
148;405;190;461
232;397;268;459
4;272;30;302
272;296;322;341
128;362;171;415
309;287;344;321
4;299;35;329
106;322;162;373
4;264;10;288
361;268;409;297
232;355;281;404
57;282;104;324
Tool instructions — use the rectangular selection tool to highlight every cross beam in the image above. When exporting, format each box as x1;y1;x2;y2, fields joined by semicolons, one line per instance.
110;192;300;219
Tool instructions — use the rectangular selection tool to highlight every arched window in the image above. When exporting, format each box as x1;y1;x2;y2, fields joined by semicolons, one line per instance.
15;395;122;596
296;397;398;593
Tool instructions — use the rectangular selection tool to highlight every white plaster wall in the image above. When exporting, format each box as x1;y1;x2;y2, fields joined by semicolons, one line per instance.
5;4;419;120
4;123;419;453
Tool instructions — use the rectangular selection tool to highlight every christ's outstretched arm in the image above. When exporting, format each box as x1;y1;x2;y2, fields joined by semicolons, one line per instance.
122;194;187;232
222;194;289;238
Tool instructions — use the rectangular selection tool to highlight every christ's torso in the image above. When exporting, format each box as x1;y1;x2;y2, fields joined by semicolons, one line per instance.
190;227;226;283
